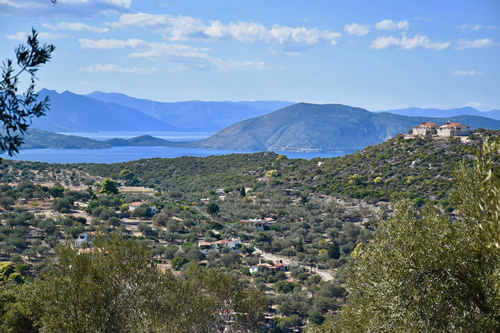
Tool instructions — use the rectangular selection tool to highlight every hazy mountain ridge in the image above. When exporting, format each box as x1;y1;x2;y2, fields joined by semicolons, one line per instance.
104;135;179;147
379;106;500;120
196;103;500;151
33;89;179;132
87;91;294;132
22;90;500;152
21;129;112;149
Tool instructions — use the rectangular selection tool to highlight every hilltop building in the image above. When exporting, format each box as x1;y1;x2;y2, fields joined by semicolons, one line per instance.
413;122;440;136
437;121;471;137
413;121;471;137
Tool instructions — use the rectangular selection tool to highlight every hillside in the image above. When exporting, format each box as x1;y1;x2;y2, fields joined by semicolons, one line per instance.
21;129;112;149
104;135;177;147
77;131;497;204
32;89;179;132
195;103;500;151
380;106;500;120
87;91;294;132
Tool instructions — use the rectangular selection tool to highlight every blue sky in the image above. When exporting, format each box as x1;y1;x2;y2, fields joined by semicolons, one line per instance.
1;0;499;110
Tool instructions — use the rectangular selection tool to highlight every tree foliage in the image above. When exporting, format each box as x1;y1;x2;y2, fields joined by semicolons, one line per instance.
0;29;55;156
322;138;500;332
0;233;268;332
99;178;118;195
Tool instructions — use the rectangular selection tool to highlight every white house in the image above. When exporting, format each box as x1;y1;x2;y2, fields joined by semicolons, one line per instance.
413;122;439;136
198;239;241;254
437;121;471;137
128;201;156;215
75;233;92;248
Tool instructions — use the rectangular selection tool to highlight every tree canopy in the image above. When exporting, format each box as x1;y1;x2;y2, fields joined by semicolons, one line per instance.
0;29;55;156
0;233;268;332
309;138;500;332
99;178;118;195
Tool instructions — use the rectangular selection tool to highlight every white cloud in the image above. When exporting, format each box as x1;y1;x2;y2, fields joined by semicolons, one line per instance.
376;19;409;30
344;23;370;36
0;0;130;17
268;25;341;45
452;70;483;76
211;59;271;71
44;22;110;33
465;101;484;109
6;32;27;40
7;31;67;40
58;0;131;8
79;38;146;48
456;38;495;49
79;38;271;71
79;64;157;74
458;24;499;31
370;34;450;50
112;13;342;46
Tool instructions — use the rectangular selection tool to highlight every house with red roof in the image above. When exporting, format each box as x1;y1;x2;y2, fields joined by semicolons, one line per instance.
413;122;440;136
437;121;471;137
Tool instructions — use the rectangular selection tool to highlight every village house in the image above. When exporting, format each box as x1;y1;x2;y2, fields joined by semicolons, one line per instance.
412;121;472;137
198;239;241;254
437;121;471;137
240;217;276;230
128;201;157;214
75;233;92;248
413;122;440;136
250;259;289;275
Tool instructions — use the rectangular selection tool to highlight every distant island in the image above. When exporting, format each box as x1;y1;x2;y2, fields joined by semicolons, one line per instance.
19;102;500;152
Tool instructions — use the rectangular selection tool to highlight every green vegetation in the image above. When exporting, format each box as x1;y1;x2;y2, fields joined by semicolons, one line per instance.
99;178;118;195
0;29;55;156
309;138;500;332
0;234;268;332
0;131;497;331
22;129;111;149
196;103;500;151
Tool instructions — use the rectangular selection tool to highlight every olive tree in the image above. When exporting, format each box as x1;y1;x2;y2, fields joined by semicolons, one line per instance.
1;29;55;156
315;138;500;332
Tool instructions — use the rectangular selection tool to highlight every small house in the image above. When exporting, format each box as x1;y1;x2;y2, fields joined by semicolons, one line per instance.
413;122;439;136
128;201;144;211
75;233;92;248
437;121;471;137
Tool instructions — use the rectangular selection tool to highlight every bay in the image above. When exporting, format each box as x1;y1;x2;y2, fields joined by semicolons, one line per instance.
56;131;214;142
1;146;348;164
1;131;350;163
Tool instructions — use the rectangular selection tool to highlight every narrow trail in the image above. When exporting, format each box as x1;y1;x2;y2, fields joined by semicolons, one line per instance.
252;246;334;281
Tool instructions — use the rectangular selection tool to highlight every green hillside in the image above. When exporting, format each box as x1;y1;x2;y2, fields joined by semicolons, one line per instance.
195;103;500;151
21;129;111;149
80;131;497;206
104;135;177;147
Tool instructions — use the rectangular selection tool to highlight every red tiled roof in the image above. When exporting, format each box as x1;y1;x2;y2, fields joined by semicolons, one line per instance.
441;122;467;128
415;122;439;128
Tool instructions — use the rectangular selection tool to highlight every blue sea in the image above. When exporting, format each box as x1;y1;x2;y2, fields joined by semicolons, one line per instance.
1;131;350;164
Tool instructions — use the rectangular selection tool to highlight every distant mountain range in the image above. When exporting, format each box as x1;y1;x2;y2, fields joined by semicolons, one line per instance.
32;89;179;132
32;90;500;135
87;91;294;132
21;130;178;150
21;102;500;153
31;89;292;133
195;103;500;151
379;107;500;120
22;129;112;149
